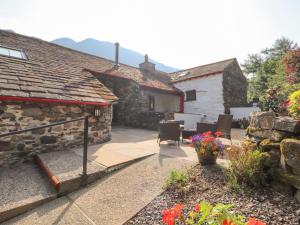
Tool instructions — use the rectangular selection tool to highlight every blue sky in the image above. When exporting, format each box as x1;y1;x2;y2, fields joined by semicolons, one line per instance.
0;0;299;69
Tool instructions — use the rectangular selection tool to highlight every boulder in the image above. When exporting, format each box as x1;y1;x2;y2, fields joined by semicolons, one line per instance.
273;116;300;134
259;139;280;151
281;139;300;170
249;111;275;129
248;128;287;142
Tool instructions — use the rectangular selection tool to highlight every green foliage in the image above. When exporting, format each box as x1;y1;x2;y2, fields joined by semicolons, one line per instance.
242;37;299;106
165;170;188;190
287;90;300;117
186;202;246;225
227;141;267;189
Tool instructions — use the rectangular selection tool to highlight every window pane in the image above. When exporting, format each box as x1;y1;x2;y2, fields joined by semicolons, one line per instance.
0;47;10;56
9;49;23;58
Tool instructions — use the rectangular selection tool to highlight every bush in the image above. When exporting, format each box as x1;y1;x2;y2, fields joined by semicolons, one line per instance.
165;170;188;190
286;90;300;118
226;141;267;189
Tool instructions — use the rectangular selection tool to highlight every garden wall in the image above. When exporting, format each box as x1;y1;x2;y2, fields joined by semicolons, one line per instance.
247;111;300;201
0;101;112;166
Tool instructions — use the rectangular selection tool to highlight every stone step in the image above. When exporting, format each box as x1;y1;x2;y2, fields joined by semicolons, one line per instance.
36;150;107;194
0;162;57;223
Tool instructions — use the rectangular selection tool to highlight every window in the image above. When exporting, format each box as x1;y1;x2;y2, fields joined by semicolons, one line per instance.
149;96;155;111
0;46;27;59
185;90;196;101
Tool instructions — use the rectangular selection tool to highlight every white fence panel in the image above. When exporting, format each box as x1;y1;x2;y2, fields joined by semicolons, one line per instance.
230;107;260;120
174;113;206;130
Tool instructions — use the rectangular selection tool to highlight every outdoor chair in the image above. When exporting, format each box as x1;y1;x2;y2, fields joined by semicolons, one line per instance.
157;122;181;146
197;114;233;141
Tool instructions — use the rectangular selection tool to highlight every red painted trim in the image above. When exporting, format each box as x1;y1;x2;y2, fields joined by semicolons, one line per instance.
0;96;111;107
180;94;184;113
172;71;223;83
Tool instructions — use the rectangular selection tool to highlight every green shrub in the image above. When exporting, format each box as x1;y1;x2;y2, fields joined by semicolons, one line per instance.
287;90;300;117
165;170;188;190
226;141;267;190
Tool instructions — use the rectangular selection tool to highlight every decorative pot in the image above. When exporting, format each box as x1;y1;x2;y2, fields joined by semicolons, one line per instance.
197;152;217;165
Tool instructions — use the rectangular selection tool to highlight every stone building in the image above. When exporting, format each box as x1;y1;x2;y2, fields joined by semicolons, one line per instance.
170;58;247;122
0;30;120;166
87;46;182;129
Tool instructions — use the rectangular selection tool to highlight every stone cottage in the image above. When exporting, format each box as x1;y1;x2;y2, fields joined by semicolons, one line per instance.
170;58;247;122
0;30;120;166
87;45;182;129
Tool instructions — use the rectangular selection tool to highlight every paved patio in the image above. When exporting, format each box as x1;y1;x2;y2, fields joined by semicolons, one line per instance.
2;126;245;224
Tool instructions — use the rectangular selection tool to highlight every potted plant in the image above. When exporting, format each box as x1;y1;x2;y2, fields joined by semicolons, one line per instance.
191;131;224;165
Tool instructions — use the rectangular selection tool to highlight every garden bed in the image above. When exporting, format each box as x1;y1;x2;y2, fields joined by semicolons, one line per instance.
125;164;300;225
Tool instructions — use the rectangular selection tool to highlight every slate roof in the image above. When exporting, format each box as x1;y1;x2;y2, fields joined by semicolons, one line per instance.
169;58;236;83
0;30;179;105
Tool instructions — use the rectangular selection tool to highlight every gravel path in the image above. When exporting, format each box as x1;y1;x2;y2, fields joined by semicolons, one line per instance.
125;165;300;225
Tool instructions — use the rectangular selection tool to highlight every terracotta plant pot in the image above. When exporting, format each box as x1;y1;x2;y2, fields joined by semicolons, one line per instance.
197;152;217;165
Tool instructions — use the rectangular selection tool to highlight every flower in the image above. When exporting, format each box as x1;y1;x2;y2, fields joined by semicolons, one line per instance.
194;203;201;212
162;204;184;225
203;137;216;143
202;131;212;137
246;218;266;225
215;131;222;137
222;219;236;225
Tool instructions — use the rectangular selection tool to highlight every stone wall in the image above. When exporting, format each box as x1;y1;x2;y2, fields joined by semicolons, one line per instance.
0;101;112;166
223;61;248;114
247;111;300;201
98;75;177;130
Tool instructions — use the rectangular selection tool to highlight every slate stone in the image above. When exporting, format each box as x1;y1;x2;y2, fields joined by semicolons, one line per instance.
40;136;57;144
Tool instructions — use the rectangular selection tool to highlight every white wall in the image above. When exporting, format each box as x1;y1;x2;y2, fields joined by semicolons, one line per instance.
174;113;206;130
173;74;224;123
230;107;261;120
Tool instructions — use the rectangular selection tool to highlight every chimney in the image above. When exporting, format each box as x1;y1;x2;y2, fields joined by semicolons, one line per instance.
114;42;119;66
139;54;155;73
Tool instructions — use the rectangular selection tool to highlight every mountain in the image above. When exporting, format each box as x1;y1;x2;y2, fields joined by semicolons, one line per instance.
51;38;178;72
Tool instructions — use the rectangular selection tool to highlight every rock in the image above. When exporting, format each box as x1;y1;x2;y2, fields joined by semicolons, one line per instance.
248;128;287;141
22;107;43;118
273;116;300;134
1;112;16;120
16;143;25;151
249;111;275;130
281;139;300;170
259;139;280;151
295;190;300;203
263;150;280;168
40;136;57;144
69;106;82;114
275;169;300;189
0;141;11;151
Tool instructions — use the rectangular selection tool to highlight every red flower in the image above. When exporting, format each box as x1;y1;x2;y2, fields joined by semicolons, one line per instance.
162;204;184;225
194;203;201;212
202;131;212;137
222;219;236;225
215;131;222;137
203;137;216;143
246;218;266;225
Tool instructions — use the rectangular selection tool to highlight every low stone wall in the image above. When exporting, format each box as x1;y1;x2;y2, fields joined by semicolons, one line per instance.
0;101;112;166
247;111;300;201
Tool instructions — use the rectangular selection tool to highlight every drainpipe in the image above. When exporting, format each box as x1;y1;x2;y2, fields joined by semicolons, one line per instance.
180;94;184;113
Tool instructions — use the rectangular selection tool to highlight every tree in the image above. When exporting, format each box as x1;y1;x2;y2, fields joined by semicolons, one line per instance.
242;37;298;103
